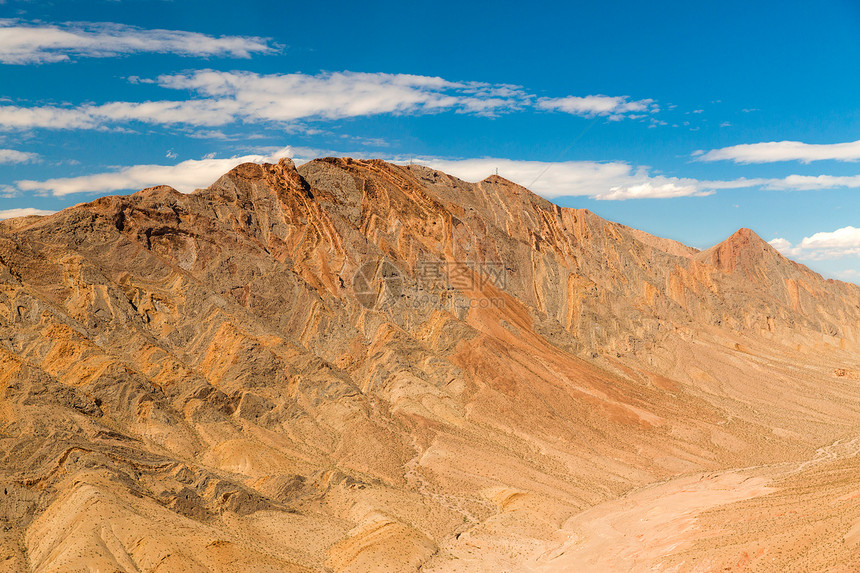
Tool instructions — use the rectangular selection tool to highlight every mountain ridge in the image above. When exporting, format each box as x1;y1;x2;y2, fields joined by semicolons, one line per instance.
0;156;859;571
5;158;855;295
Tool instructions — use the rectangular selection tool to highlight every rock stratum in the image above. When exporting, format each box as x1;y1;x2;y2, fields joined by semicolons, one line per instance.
1;157;859;572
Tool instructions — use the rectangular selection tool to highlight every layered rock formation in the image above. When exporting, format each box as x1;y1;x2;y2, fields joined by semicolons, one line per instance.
0;157;858;572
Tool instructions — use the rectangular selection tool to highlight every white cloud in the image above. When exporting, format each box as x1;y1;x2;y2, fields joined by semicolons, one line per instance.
12;149;713;201
410;157;709;200
801;227;860;250
154;70;527;121
0;105;102;129
677;172;860;193
0;20;277;64
0;70;660;130
0;100;236;130
0;207;55;220
759;174;860;190
537;95;657;119
0;148;38;163
768;237;793;252
16;146;300;196
409;157;860;199
769;227;860;260
0;71;529;130
14;144;860;203
698;139;860;164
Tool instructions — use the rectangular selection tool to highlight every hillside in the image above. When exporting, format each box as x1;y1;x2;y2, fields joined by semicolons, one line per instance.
0;157;858;572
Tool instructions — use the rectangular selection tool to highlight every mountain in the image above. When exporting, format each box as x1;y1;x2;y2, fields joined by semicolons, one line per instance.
1;157;859;572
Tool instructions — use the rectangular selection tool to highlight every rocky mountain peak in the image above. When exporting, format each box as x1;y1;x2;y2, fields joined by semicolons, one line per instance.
0;158;858;572
697;226;782;273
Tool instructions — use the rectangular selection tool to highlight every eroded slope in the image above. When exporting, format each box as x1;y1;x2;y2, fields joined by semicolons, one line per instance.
0;157;858;571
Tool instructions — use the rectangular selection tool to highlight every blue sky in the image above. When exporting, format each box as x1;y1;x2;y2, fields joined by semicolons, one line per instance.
0;0;858;281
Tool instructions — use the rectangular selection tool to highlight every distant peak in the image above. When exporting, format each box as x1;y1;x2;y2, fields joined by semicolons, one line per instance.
476;172;558;213
482;174;516;185
729;227;764;242
133;184;181;198
199;155;311;204
277;157;297;170
697;227;779;272
222;157;298;182
725;227;777;252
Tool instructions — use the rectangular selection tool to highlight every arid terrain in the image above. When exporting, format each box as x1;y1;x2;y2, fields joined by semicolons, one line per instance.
0;157;859;572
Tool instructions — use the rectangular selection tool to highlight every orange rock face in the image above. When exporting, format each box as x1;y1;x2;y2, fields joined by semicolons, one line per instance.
0;157;859;572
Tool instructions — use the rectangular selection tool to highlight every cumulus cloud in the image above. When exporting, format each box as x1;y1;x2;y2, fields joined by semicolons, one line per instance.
0;207;55;220
14;146;860;202
768;237;793;252
0;148;38;163
408;157;860;199
537;95;657;119
769;227;860;260
698;139;860;164
0;105;100;129
410;157;710;200
12;149;713;201
16;146;299;196
0;20;278;64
